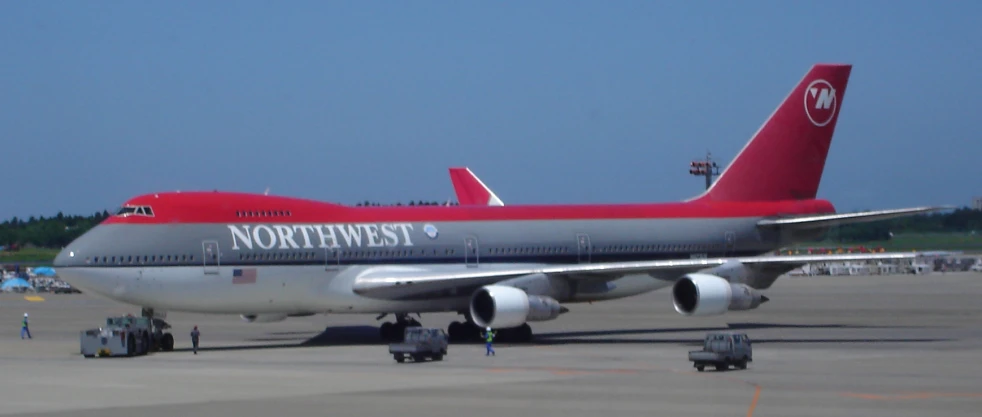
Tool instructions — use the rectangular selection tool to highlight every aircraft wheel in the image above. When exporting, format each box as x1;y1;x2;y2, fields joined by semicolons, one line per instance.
161;333;174;351
379;322;394;341
448;322;464;342
517;324;533;343
460;321;482;342
381;322;408;342
392;323;407;341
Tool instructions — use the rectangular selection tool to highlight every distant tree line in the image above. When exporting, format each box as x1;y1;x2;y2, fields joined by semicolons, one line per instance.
1;211;111;249
1;205;980;249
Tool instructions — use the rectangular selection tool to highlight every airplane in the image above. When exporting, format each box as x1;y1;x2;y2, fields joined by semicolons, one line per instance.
53;63;949;344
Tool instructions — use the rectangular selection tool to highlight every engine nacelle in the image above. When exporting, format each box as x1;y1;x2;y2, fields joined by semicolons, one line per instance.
470;285;568;329
240;313;289;323
671;273;768;317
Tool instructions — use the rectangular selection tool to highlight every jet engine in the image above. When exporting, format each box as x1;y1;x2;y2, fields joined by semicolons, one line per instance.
671;273;768;316
470;285;568;329
240;313;289;323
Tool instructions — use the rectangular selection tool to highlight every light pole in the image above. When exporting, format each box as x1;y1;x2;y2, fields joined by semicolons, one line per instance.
689;151;721;190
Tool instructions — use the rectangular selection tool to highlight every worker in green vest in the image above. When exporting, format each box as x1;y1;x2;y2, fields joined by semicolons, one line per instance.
21;313;32;339
482;326;496;356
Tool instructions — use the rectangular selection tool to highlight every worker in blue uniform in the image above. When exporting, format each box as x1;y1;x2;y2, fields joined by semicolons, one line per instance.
190;326;200;354
482;326;496;356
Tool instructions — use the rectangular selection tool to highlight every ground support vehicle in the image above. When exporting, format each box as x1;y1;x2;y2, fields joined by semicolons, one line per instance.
389;327;448;363
80;315;174;357
688;332;753;371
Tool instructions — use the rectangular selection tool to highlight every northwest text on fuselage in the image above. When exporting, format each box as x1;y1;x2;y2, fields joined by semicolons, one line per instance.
227;224;416;250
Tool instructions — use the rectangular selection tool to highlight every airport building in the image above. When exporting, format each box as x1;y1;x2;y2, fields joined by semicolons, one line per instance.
973;196;982;211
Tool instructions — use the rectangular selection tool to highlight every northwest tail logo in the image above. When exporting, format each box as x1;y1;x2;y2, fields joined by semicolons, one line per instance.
804;79;837;127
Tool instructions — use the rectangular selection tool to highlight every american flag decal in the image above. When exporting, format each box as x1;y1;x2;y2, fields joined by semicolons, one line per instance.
232;268;257;284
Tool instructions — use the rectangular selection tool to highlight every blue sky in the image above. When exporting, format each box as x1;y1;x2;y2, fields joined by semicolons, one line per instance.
1;1;979;219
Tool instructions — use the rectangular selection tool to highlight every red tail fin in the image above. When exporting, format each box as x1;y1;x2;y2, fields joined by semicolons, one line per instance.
449;167;504;206
691;64;852;202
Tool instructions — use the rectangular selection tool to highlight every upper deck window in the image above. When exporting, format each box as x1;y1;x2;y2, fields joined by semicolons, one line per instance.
115;205;155;217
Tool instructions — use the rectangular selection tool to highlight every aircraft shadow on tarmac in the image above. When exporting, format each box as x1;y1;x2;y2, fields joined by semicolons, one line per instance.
171;325;383;353
168;322;951;353
528;322;950;346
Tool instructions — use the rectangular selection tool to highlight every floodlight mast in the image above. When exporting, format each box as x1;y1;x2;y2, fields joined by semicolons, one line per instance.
688;151;721;190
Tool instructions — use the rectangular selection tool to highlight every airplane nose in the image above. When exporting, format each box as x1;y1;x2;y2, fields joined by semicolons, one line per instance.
53;246;77;268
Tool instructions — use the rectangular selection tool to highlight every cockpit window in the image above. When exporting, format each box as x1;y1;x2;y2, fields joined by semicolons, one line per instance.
114;205;155;217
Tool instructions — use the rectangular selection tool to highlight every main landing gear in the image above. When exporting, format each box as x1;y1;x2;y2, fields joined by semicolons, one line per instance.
377;312;536;344
447;319;482;343
447;313;534;344
377;313;422;342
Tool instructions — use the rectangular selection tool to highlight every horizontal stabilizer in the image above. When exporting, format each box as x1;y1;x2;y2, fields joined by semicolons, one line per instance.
756;206;953;230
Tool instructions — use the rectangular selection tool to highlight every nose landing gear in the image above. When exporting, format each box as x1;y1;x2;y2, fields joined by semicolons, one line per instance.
141;307;174;352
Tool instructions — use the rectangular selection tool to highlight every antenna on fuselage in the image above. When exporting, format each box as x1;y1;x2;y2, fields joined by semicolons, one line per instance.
264;187;270;196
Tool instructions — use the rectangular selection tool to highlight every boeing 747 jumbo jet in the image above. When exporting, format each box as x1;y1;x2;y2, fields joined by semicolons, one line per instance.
54;63;947;344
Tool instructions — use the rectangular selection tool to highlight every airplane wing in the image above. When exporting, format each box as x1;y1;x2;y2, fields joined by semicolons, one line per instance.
352;252;927;300
449;167;505;206
756;206;952;230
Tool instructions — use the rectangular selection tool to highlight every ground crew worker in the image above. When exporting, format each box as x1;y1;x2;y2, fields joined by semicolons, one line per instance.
21;313;31;339
482;326;496;356
190;326;200;354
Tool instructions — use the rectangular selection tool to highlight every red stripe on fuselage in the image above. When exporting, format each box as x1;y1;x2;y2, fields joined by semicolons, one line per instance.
101;191;836;225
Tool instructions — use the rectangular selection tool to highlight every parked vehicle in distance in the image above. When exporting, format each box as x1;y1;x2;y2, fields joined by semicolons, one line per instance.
688;332;753;371
389;327;448;363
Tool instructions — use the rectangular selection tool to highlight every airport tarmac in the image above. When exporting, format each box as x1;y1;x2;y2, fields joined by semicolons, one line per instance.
1;272;981;417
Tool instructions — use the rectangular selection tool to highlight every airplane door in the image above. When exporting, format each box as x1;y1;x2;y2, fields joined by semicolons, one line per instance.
202;240;220;275
325;247;340;271
464;236;479;268
576;233;592;263
724;231;736;255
